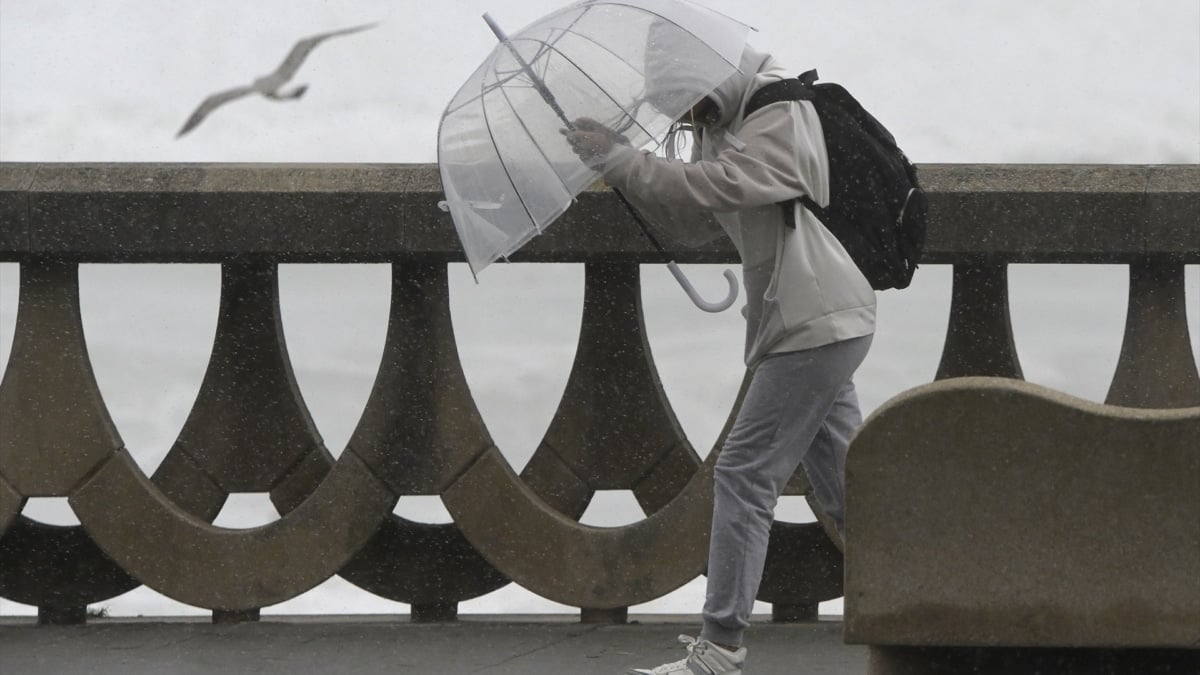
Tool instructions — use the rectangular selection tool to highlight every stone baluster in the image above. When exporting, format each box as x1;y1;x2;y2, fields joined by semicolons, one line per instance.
335;262;509;623
935;262;1024;380
68;263;395;621
443;262;714;620
1106;261;1200;408
0;261;137;624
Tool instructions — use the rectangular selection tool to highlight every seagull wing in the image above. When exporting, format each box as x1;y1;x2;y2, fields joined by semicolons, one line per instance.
271;22;379;83
177;84;257;137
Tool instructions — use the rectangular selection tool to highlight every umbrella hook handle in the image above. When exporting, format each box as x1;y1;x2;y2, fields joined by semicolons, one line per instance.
667;262;739;313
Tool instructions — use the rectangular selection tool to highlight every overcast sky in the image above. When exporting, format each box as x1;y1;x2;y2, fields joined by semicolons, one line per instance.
2;0;1197;163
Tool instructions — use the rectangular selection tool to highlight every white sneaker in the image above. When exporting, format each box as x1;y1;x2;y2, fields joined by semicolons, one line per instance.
626;635;746;674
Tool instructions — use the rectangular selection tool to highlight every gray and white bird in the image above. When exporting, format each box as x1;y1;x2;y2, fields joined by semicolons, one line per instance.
177;22;378;137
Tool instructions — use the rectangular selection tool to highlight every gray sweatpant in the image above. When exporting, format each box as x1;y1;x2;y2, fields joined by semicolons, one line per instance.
700;335;872;647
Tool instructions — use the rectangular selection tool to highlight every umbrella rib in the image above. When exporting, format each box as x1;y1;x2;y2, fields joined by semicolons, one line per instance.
599;0;753;70
449;2;749;117
444;6;590;117
494;78;579;205
513;28;658;141
525;5;592;82
470;8;602;242
478;68;543;239
443;69;533;118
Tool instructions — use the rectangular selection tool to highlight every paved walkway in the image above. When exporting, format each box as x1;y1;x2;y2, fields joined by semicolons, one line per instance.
0;615;866;674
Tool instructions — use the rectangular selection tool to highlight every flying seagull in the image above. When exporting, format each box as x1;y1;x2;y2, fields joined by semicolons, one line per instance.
177;22;378;137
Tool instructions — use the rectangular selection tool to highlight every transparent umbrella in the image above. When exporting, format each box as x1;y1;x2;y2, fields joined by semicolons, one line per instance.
437;0;752;311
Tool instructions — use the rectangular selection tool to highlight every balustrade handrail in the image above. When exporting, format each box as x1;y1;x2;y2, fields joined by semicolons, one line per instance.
1;163;1197;264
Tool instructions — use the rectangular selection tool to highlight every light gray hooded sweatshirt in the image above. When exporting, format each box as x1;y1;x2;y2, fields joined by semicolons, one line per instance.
600;45;876;368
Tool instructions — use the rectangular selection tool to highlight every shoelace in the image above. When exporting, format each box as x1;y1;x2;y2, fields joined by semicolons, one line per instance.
680;634;708;658
647;636;707;674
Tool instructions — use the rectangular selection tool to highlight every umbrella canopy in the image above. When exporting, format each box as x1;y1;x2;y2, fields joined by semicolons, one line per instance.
438;0;754;277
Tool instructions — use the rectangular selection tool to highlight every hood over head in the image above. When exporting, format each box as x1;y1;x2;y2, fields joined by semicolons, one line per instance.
642;18;779;129
705;43;774;127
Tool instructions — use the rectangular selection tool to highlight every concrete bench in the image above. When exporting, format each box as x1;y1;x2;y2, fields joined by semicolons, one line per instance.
844;377;1200;673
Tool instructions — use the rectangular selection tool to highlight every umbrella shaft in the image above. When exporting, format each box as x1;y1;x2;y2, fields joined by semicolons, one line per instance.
483;13;574;130
612;187;669;260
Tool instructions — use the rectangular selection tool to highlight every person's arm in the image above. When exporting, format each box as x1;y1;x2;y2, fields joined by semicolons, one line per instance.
565;118;725;246
600;103;814;213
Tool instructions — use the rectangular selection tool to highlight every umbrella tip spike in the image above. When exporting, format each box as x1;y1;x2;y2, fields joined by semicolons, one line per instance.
482;13;507;41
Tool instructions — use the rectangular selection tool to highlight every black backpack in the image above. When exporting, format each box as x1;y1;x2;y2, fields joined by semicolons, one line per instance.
745;70;926;290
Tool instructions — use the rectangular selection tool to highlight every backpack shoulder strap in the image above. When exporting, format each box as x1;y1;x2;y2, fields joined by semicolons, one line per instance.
745;69;819;117
744;70;826;229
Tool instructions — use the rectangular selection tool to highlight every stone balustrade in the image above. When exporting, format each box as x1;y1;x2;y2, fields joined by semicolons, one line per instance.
0;163;1197;669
